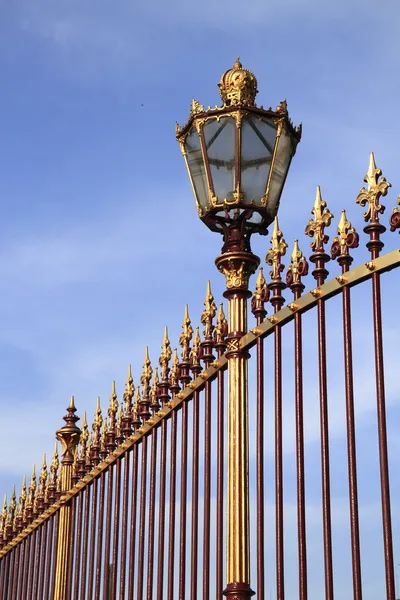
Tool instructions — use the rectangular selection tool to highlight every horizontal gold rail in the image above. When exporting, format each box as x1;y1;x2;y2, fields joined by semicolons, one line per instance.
1;247;399;558
241;248;400;350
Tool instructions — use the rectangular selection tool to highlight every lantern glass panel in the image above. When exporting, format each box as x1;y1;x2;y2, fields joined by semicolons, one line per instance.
185;128;209;211
266;128;294;218
203;117;236;203
240;116;277;206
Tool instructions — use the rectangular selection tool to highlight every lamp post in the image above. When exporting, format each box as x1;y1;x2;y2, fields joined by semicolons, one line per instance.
177;58;301;598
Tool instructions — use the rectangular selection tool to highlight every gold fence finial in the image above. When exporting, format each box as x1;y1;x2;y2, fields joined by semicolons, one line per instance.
140;347;153;401
201;281;217;340
132;386;141;428
356;152;391;223
123;364;135;410
390;195;400;232
305;185;333;252
39;454;48;491
93;396;103;432
331;209;359;261
180;304;193;361
214;303;228;347
150;367;160;414
286;239;308;288
265;216;288;279
190;326;202;369
51;443;59;483
159;326;172;382
170;348;180;390
108;382;118;428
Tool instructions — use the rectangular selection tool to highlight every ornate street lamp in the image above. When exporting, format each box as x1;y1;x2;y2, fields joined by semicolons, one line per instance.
177;59;301;599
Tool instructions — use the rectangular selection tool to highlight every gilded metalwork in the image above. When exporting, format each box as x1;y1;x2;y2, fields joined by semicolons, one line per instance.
356;152;390;223
265;216;288;280
216;252;260;290
140;347;153;402
150;367;160;413
390;195;400;232
39;454;48;496
132;387;142;428
201;281;217;340
305;186;333;252
218;57;258;107
170;348;180;389
108;382;118;430
190;326;202;368
159;326;172;381
123;365;135;413
286;239;308;287
214;303;228;346
93;396;103;443
179;305;193;361
331;210;359;259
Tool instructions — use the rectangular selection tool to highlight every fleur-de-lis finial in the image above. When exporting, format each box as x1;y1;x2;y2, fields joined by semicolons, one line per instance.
251;267;269;316
123;365;135;414
140;348;153;400
1;494;7;526
179;305;193;362
286;239;309;289
100;416;108;458
51;442;59;484
214;303;228;347
79;411;89;458
159;327;172;381
356;152;390;223
108;383;119;429
331;210;359;261
201;281;217;340
85;432;93;470
20;475;27;506
150;367;160;414
190;326;202;370
93;397;103;437
305;186;333;252
170;348;180;390
28;465;36;506
265;216;288;280
132;386;141;428
39;454;48;492
389;195;400;233
9;485;17;517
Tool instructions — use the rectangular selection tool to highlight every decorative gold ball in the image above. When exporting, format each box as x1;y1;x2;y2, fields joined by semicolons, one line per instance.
218;57;258;107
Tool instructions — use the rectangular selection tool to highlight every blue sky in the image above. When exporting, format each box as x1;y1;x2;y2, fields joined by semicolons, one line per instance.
1;1;400;598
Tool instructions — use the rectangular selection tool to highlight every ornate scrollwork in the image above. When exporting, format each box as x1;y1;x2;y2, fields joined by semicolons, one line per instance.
331;210;359;259
179;305;193;362
356;153;390;223
265;216;288;280
201;281;217;340
159;327;172;382
214;303;228;347
286;239;308;288
389;195;400;233
305;186;333;252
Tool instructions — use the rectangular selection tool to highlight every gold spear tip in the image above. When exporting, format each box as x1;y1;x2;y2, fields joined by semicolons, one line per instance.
338;209;347;231
256;266;264;284
2;494;6;507
128;364;132;378
83;411;87;427
184;304;189;320
144;346;149;361
314;185;323;211
69;395;75;409
42;454;46;467
22;475;26;487
96;396;101;410
31;464;36;476
11;485;16;499
291;239;299;260
112;380;116;394
206;280;212;295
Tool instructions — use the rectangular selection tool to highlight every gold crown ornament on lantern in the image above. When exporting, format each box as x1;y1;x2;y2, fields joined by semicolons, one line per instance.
218;57;258;107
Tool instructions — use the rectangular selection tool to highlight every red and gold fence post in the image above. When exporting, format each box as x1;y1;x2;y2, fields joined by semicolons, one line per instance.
216;229;259;600
54;397;81;600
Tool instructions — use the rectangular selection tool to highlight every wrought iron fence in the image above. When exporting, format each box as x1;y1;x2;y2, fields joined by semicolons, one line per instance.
0;153;399;599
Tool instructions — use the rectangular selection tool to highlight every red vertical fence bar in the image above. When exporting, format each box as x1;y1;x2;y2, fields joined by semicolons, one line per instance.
251;269;268;600
356;154;395;600
287;240;309;600
331;211;362;600
305;186;334;600
266;217;288;600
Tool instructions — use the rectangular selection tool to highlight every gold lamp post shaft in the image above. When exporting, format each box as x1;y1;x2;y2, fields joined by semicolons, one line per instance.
216;247;259;599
